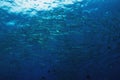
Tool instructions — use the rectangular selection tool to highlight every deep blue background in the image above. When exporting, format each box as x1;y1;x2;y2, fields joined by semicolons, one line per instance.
0;0;120;80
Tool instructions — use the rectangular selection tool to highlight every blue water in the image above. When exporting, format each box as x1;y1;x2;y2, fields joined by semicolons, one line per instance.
0;0;120;80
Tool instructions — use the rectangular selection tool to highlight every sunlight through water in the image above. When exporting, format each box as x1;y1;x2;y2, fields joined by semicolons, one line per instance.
0;0;83;16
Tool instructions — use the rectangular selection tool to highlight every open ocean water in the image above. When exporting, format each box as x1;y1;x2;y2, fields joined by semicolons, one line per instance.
0;0;120;80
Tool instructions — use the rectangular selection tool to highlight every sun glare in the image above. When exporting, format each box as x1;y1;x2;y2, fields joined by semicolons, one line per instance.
0;0;83;15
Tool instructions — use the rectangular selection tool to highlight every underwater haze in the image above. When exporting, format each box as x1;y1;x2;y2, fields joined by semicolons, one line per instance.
0;0;120;80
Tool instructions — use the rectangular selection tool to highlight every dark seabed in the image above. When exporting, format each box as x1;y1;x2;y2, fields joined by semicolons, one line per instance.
0;0;120;80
